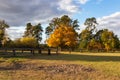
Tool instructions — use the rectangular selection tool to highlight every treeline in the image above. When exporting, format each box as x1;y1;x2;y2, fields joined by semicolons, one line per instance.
0;22;43;48
0;15;120;52
45;15;120;52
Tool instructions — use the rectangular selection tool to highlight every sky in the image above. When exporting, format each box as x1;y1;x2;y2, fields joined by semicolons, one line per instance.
0;0;120;43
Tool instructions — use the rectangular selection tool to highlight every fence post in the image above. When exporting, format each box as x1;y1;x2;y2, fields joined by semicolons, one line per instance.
33;50;35;55
31;49;35;55
48;48;51;55
38;49;41;54
13;49;16;56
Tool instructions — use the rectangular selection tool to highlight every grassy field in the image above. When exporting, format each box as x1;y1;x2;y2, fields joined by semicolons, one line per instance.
0;52;120;80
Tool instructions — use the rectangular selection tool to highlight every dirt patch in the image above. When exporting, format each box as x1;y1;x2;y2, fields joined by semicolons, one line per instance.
36;64;95;74
0;62;119;80
0;62;22;70
0;62;95;75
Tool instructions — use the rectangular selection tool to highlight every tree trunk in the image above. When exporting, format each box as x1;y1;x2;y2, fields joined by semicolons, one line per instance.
56;47;59;54
69;48;72;54
56;47;61;54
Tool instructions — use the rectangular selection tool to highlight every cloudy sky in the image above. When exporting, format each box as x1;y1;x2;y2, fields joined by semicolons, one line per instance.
0;0;120;42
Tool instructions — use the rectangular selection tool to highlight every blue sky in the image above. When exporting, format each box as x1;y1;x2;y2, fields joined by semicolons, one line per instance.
0;0;120;43
73;0;120;23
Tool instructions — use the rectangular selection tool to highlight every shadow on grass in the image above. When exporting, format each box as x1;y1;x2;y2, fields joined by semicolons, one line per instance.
0;52;120;62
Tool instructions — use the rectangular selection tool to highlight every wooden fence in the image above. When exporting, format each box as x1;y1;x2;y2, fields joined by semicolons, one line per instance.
0;48;51;56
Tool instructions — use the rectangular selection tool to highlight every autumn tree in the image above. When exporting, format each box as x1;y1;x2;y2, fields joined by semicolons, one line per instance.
47;25;77;53
46;15;79;53
24;23;43;43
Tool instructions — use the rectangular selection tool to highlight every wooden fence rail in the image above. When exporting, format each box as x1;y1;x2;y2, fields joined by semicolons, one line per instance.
0;48;51;56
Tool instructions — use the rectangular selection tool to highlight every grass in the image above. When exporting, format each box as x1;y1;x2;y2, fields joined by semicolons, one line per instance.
0;52;120;80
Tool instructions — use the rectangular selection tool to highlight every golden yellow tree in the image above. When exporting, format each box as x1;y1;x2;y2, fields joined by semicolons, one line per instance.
47;24;77;51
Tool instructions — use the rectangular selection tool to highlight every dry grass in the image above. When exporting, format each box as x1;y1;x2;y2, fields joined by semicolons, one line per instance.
0;52;120;80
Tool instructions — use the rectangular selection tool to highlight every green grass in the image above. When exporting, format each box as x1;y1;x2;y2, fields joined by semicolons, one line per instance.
0;52;120;80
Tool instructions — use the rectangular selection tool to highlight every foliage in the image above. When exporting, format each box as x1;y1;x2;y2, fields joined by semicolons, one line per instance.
78;29;92;49
100;29;119;51
20;37;38;48
84;17;98;32
46;15;79;53
45;15;79;37
78;17;120;51
0;30;4;42
79;28;120;51
0;16;120;51
10;37;38;48
24;23;43;43
78;17;98;50
47;25;77;48
1;37;12;47
87;38;103;51
0;20;9;47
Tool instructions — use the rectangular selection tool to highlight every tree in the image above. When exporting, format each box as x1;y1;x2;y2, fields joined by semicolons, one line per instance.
78;29;92;50
24;23;32;37
100;29;119;51
46;15;79;53
0;20;9;47
45;15;79;37
78;17;98;51
84;17;98;32
46;24;78;53
87;38;103;51
1;37;11;47
33;23;43;42
24;23;43;43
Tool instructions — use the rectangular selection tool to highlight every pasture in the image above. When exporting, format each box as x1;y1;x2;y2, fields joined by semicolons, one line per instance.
0;52;120;80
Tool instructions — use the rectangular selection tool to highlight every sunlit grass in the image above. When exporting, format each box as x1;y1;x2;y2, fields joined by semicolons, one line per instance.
0;52;120;80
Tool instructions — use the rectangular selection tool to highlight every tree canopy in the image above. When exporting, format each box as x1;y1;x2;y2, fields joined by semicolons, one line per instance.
78;17;120;51
47;25;77;48
24;23;43;43
45;15;79;36
46;15;78;49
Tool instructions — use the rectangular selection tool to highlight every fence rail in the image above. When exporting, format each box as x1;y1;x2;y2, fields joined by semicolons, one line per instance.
0;48;52;56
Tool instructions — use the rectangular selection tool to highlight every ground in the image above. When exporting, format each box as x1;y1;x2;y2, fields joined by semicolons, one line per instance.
0;52;120;80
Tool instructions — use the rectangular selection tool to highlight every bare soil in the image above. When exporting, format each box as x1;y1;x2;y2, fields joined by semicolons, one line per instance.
0;62;95;74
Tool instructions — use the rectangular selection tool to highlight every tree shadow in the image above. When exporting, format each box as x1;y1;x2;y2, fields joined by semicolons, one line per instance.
0;52;120;62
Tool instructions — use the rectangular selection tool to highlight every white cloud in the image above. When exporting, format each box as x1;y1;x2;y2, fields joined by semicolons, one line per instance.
0;0;82;40
78;0;89;4
6;27;25;40
97;12;120;38
58;0;79;13
0;0;81;26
